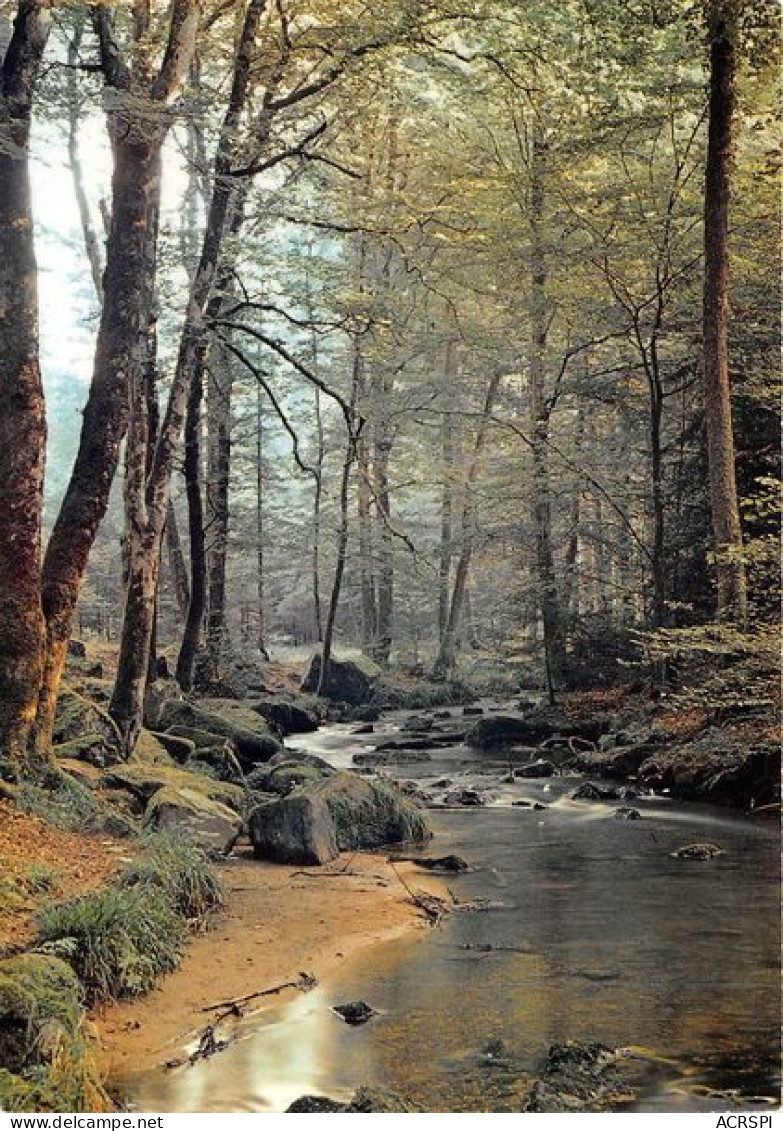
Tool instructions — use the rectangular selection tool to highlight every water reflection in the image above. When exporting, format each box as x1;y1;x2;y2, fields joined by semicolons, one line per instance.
129;724;781;1113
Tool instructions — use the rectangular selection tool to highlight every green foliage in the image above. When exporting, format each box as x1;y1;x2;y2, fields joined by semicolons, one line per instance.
17;774;101;833
641;620;780;713
35;884;184;1003
119;832;223;922
366;678;474;711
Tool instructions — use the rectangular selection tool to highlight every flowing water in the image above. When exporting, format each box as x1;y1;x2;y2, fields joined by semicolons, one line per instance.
130;710;781;1113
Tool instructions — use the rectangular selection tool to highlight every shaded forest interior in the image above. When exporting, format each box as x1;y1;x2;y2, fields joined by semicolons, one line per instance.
0;0;779;770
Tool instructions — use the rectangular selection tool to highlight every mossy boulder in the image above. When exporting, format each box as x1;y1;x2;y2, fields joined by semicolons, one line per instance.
150;731;196;763
53;688;121;758
287;1088;420;1112
301;653;381;705
250;770;429;865
252;698;319;735
250;760;332;797
144;787;242;856
0;954;82;1074
158;699;281;766
102;763;244;813
53;732;115;769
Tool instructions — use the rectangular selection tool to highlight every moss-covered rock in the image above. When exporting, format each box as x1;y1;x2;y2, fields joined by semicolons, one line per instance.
102;763;244;813
0;954;82;1074
250;761;331;796
249;770;429;865
252;698;319;735
301;653;381;705
144;787;242;857
158;700;281;765
54;733;115;768
53;688;122;759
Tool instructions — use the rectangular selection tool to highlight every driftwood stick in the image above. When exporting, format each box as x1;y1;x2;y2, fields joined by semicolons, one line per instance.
201;971;317;1014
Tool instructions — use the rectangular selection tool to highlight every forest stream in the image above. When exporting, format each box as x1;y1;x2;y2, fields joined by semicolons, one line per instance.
125;706;781;1114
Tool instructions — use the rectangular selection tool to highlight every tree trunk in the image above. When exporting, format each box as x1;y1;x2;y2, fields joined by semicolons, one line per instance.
437;344;457;639
0;0;52;773
175;342;208;690
373;423;393;668
703;1;747;623
34;129;164;750
204;336;234;678
528;132;565;698
32;1;200;752
256;380;269;659
433;373;502;679
165;501;190;621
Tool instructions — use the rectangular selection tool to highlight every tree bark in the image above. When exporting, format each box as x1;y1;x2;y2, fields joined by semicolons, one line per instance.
204;336;235;677
437;343;457;638
174;342;208;691
702;1;747;623
0;0;52;773
32;3;200;752
433;373;502;679
165;501;190;621
110;1;264;746
528;134;566;697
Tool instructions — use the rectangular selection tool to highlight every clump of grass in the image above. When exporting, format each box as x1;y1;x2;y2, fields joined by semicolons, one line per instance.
18;775;100;833
35;884;184;1003
24;864;60;896
119;832;223;921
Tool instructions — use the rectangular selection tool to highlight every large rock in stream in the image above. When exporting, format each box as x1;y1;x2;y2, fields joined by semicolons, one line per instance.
249;771;430;865
300;653;380;705
467;710;602;750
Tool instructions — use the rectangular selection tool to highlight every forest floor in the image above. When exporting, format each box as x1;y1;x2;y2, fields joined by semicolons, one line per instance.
95;848;443;1082
0;801;129;953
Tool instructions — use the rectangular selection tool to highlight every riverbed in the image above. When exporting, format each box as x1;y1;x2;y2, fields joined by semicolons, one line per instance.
128;709;781;1113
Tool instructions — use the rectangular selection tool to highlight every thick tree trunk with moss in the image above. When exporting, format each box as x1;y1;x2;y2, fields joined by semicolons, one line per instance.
31;1;200;752
0;1;52;773
703;2;747;624
204;338;235;679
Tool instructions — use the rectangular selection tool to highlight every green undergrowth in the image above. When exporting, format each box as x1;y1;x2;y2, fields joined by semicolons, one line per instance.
34;833;222;1004
363;677;474;713
0;953;110;1113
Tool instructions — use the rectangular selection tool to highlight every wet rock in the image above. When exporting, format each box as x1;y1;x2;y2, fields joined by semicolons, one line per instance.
524;1041;630;1113
333;1000;376;1025
352;723;375;734
572;781;621;802
433;710;452;720
390;853;470;872
286;1096;345;1112
402;715;435;732
353;749;432;767
463;705;484;716
516;759;555;779
375;736;438;753
301;653;381;705
445;788;486;807
613;807;641;820
268;750;333;772
252;698;319;735
346;1087;422;1112
144;787;242;857
349;705;381;723
465;715;533;748
671;843;724;860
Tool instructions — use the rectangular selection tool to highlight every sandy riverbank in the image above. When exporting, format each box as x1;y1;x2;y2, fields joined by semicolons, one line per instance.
95;848;442;1082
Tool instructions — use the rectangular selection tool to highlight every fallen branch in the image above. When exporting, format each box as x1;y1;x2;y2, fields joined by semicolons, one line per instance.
201;971;317;1015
